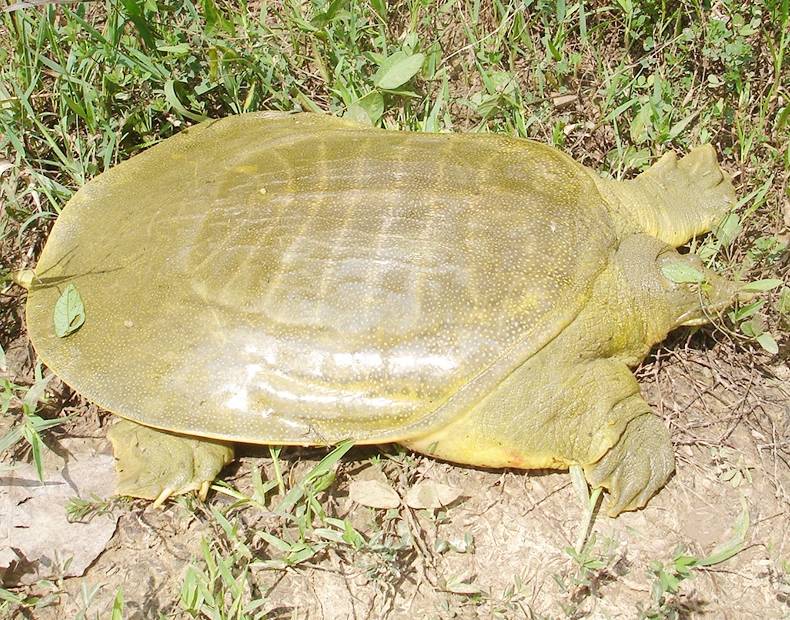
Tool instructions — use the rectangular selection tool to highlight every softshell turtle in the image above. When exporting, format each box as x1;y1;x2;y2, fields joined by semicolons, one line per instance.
20;112;740;515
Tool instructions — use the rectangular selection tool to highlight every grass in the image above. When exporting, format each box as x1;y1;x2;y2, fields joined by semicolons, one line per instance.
0;362;68;480
174;445;424;618
638;500;749;619
0;0;788;617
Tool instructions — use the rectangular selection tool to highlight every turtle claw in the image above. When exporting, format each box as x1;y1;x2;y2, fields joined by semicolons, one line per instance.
153;487;174;509
584;413;675;516
198;480;211;502
107;418;234;505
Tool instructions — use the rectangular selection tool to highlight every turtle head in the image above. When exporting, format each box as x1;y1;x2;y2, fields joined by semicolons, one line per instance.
658;251;745;328
616;234;741;346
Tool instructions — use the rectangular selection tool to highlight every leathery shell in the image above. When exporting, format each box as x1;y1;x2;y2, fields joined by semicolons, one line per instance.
26;113;616;444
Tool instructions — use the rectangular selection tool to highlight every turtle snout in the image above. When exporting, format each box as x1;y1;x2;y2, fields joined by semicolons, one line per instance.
679;269;741;326
736;286;757;304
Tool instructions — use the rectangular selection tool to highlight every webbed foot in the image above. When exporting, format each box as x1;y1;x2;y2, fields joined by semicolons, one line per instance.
107;418;234;506
584;413;675;516
635;144;736;246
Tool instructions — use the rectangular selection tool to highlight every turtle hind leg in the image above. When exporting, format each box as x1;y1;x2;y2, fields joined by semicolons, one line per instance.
607;145;736;247
584;409;675;517
107;419;234;506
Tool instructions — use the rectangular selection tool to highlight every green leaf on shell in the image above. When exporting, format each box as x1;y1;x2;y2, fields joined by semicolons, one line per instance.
660;262;706;284
53;284;86;338
373;51;425;90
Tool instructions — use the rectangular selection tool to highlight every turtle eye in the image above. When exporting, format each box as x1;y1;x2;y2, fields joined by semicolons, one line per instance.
655;243;676;260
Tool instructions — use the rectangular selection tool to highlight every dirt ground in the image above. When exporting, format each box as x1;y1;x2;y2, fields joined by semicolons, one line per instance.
1;279;788;618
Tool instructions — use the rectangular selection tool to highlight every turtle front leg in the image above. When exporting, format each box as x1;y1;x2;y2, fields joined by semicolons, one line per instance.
584;402;675;516
402;357;675;516
598;144;736;247
107;419;234;506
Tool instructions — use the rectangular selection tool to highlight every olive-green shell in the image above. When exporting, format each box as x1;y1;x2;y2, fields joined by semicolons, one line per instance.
26;113;616;445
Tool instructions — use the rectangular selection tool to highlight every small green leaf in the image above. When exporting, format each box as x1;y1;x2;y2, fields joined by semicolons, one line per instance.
118;0;156;49
0;588;25;604
53;284;86;337
22;373;51;411
629;104;652;144
713;212;741;246
110;588;123;620
776;104;790;133
0;426;24;454
373;51;425;90
778;288;790;315
699;500;750;566
199;0;234;34
23;423;45;481
164;80;208;122
555;0;566;21
345;91;384;125
739;318;763;338
256;531;291;553
342;519;365;549
312;0;348;26
755;332;778;355
285;542;319;565
659;569;681;594
660;262;706;284
729;299;764;322
156;43;191;55
741;278;783;293
369;0;386;18
667;109;701;141
275;439;353;515
674;555;699;577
